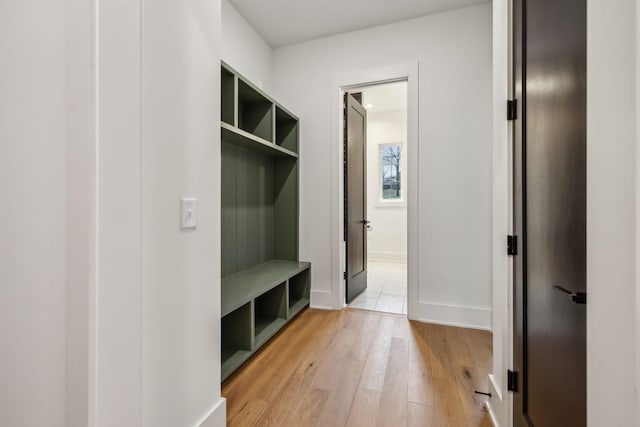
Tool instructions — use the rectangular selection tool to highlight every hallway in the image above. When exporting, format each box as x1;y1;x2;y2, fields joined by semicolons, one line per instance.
222;308;493;426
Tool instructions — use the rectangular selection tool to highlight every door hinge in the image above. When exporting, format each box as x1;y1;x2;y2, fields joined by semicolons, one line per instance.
344;272;347;280
507;99;517;121
507;370;518;392
507;235;518;256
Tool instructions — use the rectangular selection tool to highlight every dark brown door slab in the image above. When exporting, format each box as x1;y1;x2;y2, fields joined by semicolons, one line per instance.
344;93;368;304
513;0;587;425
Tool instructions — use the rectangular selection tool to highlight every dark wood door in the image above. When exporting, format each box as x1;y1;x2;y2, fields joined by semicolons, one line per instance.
344;93;368;304
513;0;587;425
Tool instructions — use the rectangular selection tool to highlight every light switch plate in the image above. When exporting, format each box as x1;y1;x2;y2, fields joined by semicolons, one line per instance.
180;198;197;230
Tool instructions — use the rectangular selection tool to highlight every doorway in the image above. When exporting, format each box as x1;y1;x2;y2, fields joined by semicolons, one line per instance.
346;81;408;315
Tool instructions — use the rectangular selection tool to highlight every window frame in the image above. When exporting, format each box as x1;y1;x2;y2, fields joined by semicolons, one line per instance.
377;142;406;207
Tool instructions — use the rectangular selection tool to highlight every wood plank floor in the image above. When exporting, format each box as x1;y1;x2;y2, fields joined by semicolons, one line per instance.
222;308;494;427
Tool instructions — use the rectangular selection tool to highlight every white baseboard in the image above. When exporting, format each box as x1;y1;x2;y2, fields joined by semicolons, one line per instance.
487;374;501;427
368;251;407;263
487;373;512;427
310;290;335;310
414;301;492;331
486;401;500;427
197;397;226;427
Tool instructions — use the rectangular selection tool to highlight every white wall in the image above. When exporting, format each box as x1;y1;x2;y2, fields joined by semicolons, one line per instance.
91;0;227;424
273;3;493;329
79;0;227;423
0;1;67;425
637;0;640;419
366;109;408;263
141;0;225;425
94;0;144;424
2;1;226;426
221;0;273;90
587;0;638;425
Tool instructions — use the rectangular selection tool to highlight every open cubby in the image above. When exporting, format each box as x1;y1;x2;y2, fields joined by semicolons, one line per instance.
275;106;298;153
254;282;287;346
221;65;235;126
220;62;310;382
221;143;298;278
221;302;252;379
221;260;310;315
288;268;311;318
238;79;273;142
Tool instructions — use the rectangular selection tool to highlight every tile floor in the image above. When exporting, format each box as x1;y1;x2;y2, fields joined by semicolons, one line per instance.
347;261;407;315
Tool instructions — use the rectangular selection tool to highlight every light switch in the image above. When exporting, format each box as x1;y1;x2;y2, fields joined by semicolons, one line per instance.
180;198;197;230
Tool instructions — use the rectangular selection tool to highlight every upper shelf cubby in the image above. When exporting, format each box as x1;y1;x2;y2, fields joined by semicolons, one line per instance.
221;66;235;126
276;106;298;153
221;62;299;157
238;79;273;142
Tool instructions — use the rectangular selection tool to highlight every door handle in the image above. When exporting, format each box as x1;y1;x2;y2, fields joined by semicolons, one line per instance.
360;220;371;224
553;285;587;304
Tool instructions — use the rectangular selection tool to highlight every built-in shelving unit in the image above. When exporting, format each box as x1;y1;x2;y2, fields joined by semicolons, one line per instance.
220;62;310;381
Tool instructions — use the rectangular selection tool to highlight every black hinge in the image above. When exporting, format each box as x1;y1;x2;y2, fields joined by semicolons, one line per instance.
507;99;517;121
507;370;518;392
344;272;347;280
507;235;518;256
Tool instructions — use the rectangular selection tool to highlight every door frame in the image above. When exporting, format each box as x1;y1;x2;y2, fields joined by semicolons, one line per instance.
486;1;516;426
330;62;419;318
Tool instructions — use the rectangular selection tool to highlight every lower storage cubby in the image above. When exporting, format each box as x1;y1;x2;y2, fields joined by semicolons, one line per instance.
288;268;310;318
220;262;311;381
254;282;287;347
221;302;252;380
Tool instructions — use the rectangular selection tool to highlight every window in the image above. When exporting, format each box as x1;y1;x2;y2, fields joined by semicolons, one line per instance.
380;143;403;201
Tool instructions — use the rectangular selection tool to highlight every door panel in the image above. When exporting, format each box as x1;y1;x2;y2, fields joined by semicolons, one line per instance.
514;0;587;425
345;93;367;304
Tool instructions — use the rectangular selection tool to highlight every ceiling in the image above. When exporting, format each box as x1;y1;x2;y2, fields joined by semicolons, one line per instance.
358;81;407;114
228;0;489;48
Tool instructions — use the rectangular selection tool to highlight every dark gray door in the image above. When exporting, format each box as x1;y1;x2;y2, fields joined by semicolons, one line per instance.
513;0;587;425
344;93;368;304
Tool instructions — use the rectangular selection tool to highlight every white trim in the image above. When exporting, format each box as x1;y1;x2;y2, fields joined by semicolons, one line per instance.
310;290;336;310
65;0;100;425
485;382;505;427
486;405;500;427
487;373;511;427
488;374;502;410
331;62;419;319
89;1;100;425
94;0;143;424
414;301;492;331
367;251;407;263
636;0;640;421
372;202;406;210
490;0;514;425
196;398;227;427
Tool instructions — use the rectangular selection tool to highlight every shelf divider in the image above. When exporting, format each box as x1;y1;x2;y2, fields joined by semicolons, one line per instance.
222;122;298;159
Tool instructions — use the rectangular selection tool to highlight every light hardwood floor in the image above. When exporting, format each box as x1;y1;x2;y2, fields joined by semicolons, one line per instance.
222;308;494;427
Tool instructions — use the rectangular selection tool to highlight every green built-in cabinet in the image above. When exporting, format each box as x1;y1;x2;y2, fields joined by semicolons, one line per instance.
220;62;310;381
